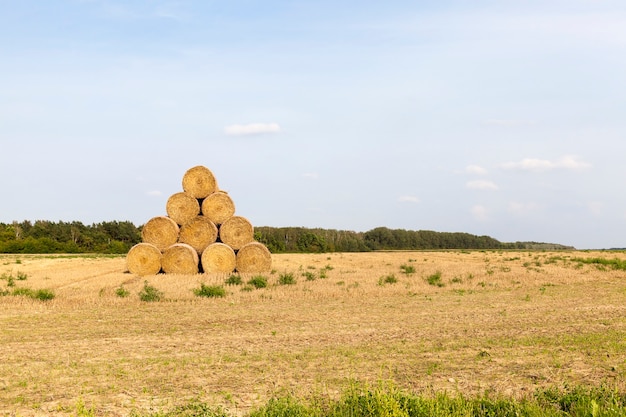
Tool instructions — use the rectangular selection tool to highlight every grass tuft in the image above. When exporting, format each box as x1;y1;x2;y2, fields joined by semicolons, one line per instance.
139;281;163;302
194;283;226;298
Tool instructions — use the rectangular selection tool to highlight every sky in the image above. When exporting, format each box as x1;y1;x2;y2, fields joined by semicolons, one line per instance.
1;0;625;249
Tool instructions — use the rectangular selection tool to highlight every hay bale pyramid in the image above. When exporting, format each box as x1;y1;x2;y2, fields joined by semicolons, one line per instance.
126;165;271;276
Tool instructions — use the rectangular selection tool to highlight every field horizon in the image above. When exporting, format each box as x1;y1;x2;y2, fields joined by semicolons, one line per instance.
1;250;625;416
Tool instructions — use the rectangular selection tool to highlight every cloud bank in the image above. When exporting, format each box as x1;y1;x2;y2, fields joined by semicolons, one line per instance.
224;123;282;136
500;155;591;172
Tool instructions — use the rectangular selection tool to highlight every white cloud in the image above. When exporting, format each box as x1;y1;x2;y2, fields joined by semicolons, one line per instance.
500;155;591;172
466;180;498;190
398;195;420;203
302;172;319;179
471;205;489;222
224;123;282;136
587;201;604;216
466;165;488;175
145;190;162;197
508;201;540;216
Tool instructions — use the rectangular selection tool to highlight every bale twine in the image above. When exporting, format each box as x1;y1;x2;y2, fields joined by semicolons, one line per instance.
219;216;254;250
179;216;218;254
182;165;218;199
161;243;199;275
166;192;200;225
201;191;235;225
236;241;272;273
126;243;162;276
141;216;180;251
201;242;236;274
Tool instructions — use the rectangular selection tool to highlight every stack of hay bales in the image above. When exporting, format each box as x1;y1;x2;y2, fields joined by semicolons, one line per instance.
126;166;271;276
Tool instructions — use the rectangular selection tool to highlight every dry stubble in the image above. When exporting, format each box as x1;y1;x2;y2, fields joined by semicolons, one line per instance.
1;251;625;416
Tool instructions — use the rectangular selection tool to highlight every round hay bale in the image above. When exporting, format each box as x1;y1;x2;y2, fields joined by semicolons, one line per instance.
236;241;272;273
182;165;218;199
201;191;235;225
166;192;200;225
141;216;180;251
219;216;254;250
179;216;218;254
126;243;162;276
201;242;236;274
161;243;199;275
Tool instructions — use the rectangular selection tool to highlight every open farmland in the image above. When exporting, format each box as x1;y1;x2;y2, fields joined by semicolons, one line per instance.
1;250;626;416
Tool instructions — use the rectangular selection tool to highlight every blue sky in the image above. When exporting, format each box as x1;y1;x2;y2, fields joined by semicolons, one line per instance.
1;0;625;249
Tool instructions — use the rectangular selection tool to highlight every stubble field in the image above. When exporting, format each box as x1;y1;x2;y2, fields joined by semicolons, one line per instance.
1;250;625;416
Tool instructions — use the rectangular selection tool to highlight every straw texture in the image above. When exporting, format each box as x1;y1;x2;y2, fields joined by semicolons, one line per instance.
201;242;237;273
219;216;254;250
161;243;199;275
126;243;162;276
236;241;272;273
182;165;218;199
141;216;180;251
201;191;235;225
166;192;200;226
179;216;218;254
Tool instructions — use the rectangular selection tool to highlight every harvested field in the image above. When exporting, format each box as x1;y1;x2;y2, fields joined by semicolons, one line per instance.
1;250;626;416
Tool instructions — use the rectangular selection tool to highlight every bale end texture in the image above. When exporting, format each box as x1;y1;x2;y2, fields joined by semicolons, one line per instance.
201;191;235;225
166;192;200;226
219;216;254;250
126;243;162;276
201;242;237;274
141;216;180;251
182;165;218;199
236;241;272;274
179;216;218;254
162;243;199;275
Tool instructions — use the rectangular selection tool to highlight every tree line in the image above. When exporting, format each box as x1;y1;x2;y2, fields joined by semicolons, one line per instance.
0;221;573;254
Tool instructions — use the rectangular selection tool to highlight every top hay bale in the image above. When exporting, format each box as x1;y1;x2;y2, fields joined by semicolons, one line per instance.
182;165;218;199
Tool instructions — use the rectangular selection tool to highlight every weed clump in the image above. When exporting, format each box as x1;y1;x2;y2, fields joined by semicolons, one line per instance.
378;274;398;285
278;272;296;285
225;274;242;286
426;271;444;287
247;276;268;289
115;285;130;298
139;281;163;302
194;283;226;298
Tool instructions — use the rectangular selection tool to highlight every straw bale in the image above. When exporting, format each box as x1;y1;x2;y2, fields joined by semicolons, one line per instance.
126;243;162;276
166;192;200;225
182;165;218;199
179;216;218;254
219;216;254;250
236;241;272;273
161;243;199;275
201;242;236;274
201;191;235;225
141;216;180;251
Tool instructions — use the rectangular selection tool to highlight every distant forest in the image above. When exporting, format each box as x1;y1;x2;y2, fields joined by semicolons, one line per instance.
0;220;574;254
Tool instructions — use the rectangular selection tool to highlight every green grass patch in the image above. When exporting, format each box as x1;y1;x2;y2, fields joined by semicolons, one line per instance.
247;276;268;289
378;274;398;285
278;272;296;285
115;285;130;298
134;382;626;417
425;271;444;287
11;287;55;301
571;257;626;271
139;281;163;302
194;283;226;298
225;274;242;286
400;264;416;275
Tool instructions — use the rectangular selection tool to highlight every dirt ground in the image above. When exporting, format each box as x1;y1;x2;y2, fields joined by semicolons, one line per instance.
1;250;625;416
